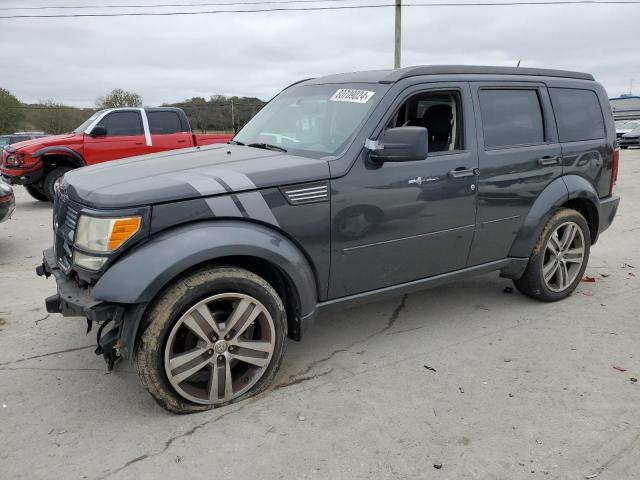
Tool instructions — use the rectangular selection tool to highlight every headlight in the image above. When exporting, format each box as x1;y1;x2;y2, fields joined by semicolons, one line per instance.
75;215;141;253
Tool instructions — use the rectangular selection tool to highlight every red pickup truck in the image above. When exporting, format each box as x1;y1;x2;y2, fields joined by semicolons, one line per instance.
1;107;233;201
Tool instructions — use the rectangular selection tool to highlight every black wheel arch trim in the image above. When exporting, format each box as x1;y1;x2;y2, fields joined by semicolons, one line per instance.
91;220;319;320
31;146;85;166
508;175;601;258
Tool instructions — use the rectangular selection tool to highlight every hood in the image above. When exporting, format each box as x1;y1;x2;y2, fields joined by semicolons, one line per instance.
64;144;331;208
11;133;80;152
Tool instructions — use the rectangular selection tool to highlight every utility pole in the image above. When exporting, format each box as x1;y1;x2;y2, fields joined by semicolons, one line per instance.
231;99;235;128
394;0;401;69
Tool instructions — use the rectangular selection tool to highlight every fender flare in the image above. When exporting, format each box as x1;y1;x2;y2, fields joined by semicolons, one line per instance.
92;220;319;318
508;174;602;258
31;146;85;166
508;177;569;258
562;174;601;242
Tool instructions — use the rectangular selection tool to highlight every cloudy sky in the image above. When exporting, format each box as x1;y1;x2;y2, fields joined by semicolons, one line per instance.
0;0;638;107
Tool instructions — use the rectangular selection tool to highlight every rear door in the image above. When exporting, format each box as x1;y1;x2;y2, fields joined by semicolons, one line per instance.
83;110;149;165
147;110;193;153
467;83;562;265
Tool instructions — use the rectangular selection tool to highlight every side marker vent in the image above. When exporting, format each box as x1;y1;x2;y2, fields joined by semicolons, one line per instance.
281;182;329;205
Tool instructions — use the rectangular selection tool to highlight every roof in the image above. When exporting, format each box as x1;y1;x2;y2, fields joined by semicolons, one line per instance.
304;65;594;85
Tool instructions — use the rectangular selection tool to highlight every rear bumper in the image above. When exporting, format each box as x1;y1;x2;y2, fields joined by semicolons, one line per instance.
597;195;620;237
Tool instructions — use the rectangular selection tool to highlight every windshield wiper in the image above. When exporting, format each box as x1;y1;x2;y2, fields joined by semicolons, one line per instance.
228;139;244;145
247;142;287;153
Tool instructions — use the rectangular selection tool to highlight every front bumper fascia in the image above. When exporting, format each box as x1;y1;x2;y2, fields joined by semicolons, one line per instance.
37;247;147;360
38;247;109;321
1;167;44;186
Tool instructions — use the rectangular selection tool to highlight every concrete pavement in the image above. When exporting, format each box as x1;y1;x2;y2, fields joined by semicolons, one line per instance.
1;150;638;480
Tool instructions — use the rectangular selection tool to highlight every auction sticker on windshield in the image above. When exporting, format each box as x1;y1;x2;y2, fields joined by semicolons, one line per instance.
330;89;375;103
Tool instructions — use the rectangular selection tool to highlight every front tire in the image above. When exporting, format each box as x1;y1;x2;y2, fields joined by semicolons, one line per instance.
514;208;590;302
135;266;287;414
43;166;72;202
25;184;48;202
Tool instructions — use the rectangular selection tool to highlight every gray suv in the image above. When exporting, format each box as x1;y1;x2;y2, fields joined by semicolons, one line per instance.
38;66;620;413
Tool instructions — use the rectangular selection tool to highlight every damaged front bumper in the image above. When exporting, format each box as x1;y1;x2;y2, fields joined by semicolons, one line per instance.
37;247;146;366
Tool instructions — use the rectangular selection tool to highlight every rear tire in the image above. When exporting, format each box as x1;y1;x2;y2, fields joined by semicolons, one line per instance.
25;184;48;202
43;166;72;202
620;146;629;149
135;266;287;414
514;208;590;302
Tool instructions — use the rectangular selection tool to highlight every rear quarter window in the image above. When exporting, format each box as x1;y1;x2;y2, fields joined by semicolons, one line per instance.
549;88;605;142
148;111;183;134
479;89;545;148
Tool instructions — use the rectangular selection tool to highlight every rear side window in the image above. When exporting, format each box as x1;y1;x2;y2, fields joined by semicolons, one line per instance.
479;89;545;148
100;111;143;136
148;111;183;134
549;88;605;142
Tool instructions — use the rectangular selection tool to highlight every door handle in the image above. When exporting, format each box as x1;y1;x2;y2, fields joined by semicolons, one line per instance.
135;141;144;145
538;155;560;166
448;167;478;179
177;139;186;143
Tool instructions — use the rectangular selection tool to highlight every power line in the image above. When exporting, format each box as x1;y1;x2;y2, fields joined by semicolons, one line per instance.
0;0;361;11
0;0;638;18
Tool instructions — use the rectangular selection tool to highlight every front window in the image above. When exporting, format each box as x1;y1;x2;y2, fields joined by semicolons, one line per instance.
0;136;10;147
73;111;104;134
234;83;387;158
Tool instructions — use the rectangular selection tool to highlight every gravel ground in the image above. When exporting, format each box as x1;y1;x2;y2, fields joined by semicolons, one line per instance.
1;150;638;480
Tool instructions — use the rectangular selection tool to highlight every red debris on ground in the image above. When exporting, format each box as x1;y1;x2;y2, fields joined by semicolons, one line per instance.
612;365;627;372
582;276;596;283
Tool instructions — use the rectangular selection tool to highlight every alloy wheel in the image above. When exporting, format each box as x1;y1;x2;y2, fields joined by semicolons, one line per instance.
542;221;585;293
164;293;275;405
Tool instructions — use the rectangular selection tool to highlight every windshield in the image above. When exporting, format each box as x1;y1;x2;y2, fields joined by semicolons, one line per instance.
234;83;386;158
73;111;103;134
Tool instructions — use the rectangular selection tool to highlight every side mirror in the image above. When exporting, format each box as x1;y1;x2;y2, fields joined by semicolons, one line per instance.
368;126;428;163
90;125;107;137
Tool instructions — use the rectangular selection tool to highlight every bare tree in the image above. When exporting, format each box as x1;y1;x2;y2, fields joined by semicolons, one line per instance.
96;88;143;109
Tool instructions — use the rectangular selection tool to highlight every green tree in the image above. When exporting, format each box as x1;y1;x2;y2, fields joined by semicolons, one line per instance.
96;88;143;108
0;88;24;134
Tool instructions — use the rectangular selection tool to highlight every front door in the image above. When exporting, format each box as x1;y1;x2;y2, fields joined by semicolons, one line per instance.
83;110;149;165
328;83;479;298
467;83;563;265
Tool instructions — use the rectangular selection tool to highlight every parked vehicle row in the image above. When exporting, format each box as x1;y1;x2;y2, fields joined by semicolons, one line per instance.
0;183;15;223
37;65;619;413
0;131;48;148
1;107;233;202
615;119;640;148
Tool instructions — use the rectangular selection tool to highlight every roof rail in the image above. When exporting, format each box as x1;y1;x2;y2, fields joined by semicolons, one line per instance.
381;65;594;83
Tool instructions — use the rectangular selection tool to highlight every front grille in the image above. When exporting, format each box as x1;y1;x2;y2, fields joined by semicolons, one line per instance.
65;205;78;231
53;192;79;273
